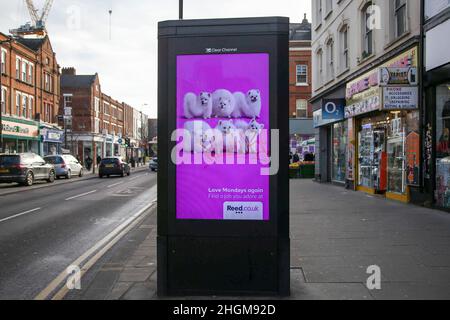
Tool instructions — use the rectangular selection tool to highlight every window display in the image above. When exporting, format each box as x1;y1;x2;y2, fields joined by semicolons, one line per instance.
387;117;406;194
435;84;450;208
332;122;347;183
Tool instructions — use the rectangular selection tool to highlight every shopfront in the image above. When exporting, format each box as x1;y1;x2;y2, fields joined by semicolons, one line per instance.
313;96;347;185
1;117;39;154
345;46;420;202
41;127;64;156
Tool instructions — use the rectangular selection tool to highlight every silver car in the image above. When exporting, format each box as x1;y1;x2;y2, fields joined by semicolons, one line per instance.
44;155;83;179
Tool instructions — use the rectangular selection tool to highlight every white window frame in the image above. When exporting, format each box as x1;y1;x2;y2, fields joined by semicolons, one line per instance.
28;63;33;84
15;92;21;116
29;96;33;119
21;60;27;82
296;99;308;118
296;64;308;86
22;95;28;118
340;25;349;72
1;86;7;114
363;3;374;57
1;48;6;75
15;57;21;79
317;0;323;24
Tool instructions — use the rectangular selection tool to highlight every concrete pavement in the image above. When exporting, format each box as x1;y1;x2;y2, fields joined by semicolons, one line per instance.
64;179;450;300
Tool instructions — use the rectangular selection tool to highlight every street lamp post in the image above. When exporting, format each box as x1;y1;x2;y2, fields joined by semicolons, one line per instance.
0;39;12;154
179;0;183;20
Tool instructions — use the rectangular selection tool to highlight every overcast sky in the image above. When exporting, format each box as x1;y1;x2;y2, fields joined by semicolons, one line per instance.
1;0;311;118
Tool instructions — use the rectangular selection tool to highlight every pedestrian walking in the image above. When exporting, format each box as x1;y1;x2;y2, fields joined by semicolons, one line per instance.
85;155;93;171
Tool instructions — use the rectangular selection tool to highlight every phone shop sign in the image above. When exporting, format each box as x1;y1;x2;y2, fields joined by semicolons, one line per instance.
383;86;418;110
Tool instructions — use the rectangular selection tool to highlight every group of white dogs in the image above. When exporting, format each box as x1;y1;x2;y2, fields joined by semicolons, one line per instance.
182;89;265;154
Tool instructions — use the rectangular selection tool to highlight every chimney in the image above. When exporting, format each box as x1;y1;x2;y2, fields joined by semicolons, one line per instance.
62;67;76;75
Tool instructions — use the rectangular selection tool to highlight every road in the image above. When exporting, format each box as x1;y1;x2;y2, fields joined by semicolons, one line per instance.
0;169;157;300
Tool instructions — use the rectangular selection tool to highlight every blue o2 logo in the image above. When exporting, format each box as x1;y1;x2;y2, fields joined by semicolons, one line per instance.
324;101;337;114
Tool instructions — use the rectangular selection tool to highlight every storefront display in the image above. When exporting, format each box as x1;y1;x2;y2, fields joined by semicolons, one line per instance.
387;117;406;194
435;84;450;208
1;117;39;154
332;122;347;183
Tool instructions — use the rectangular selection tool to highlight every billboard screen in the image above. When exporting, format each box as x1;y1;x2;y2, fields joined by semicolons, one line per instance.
175;53;270;221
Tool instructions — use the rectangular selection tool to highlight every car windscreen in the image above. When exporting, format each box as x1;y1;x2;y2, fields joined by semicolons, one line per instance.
44;157;63;164
101;158;119;164
0;155;20;166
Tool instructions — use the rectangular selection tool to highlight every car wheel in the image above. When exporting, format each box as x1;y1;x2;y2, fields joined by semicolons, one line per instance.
66;170;72;179
47;170;55;183
79;170;83;177
127;171;130;176
24;171;34;186
151;168;155;172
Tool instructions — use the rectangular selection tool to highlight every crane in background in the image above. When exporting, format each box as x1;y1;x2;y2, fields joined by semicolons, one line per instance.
11;0;54;38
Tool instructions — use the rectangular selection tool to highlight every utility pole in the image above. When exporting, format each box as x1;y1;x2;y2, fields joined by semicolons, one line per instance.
179;0;183;20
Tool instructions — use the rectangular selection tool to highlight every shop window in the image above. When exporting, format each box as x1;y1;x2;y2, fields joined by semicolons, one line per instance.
296;99;308;118
332;122;347;183
435;84;450;208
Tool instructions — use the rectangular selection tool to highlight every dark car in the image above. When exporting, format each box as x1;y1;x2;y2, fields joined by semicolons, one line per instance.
149;157;158;172
0;153;56;186
99;157;130;178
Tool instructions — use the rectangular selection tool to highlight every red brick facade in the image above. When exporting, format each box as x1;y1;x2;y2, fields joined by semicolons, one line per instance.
289;41;312;118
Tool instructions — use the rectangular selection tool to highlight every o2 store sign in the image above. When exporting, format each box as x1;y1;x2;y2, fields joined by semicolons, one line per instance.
175;53;270;221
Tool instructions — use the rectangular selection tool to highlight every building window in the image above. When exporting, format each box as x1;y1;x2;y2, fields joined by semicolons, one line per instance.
327;38;334;80
16;92;21;116
296;99;308;118
64;95;72;107
28;64;33;84
22;95;28;118
16;58;20;79
317;48;323;86
44;73;51;92
317;0;323;24
363;2;374;57
296;64;308;85
340;25;349;71
395;0;407;37
22;61;27;82
1;50;6;74
95;119;100;133
326;0;333;15
29;97;33;119
1;87;6;114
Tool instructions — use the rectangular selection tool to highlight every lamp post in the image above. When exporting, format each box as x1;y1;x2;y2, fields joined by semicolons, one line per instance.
179;0;183;20
0;39;12;154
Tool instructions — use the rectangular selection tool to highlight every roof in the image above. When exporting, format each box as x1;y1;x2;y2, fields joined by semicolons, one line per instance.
289;15;311;41
61;74;96;88
14;37;46;51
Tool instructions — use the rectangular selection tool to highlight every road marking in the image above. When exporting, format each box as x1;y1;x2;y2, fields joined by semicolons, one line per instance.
107;182;122;188
0;207;41;224
35;197;157;300
65;190;97;201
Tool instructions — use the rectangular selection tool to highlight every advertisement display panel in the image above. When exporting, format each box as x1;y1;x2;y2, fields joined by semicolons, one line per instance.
176;53;270;221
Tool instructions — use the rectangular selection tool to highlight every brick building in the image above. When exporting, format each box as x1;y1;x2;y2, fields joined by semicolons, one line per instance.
60;67;141;167
1;31;62;156
288;15;314;158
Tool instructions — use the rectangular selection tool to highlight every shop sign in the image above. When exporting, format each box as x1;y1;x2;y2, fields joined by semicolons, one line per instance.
105;135;114;143
313;109;334;128
378;67;418;86
322;99;345;121
2;120;38;138
345;87;381;118
382;86;418;110
42;129;64;143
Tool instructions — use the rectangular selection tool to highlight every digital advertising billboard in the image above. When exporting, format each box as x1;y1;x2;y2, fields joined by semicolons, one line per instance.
175;53;270;221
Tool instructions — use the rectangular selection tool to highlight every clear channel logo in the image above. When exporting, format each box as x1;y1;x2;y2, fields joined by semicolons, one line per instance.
223;202;263;220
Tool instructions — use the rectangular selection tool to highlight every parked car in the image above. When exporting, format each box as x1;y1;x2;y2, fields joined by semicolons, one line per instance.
149;157;158;172
44;155;83;179
0;153;56;186
99;157;130;178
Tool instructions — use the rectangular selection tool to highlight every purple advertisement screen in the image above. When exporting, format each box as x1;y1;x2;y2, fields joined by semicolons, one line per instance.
176;53;270;221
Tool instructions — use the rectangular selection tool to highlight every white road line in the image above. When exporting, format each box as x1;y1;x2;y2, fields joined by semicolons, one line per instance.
35;198;157;300
107;182;122;188
0;207;41;224
65;190;97;201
